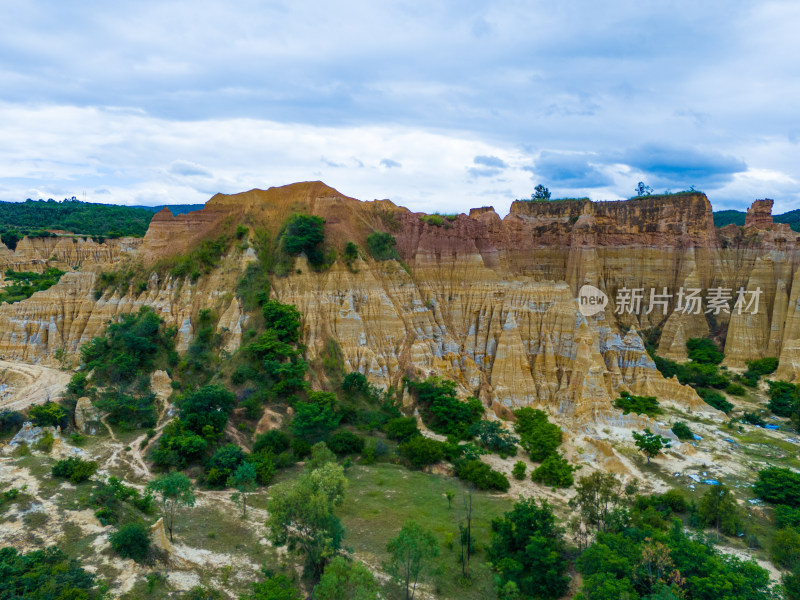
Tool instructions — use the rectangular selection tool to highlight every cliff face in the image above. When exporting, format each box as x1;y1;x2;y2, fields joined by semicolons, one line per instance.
1;183;799;428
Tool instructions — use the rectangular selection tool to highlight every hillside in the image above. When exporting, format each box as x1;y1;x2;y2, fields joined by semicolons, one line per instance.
714;207;800;231
1;182;799;599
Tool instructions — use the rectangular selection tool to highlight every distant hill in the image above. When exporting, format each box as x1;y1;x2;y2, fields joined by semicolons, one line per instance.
713;209;800;232
132;204;206;215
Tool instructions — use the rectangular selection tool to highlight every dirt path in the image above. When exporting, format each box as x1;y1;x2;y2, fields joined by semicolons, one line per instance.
0;359;72;411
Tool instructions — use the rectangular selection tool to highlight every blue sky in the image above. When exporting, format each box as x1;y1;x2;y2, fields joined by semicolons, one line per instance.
1;1;799;215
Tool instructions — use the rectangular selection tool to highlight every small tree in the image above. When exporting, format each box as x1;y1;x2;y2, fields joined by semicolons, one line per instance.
512;461;527;480
146;471;196;542
314;556;379;600
632;429;671;463
384;520;439;600
110;522;151;562
698;484;742;537
228;461;258;518
636;181;653;196
531;185;551;201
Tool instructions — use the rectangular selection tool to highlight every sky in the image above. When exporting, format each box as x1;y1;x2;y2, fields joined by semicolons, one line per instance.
1;1;799;215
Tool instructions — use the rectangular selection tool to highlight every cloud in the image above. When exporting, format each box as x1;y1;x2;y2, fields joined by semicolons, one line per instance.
169;160;211;177
529;152;613;188
380;158;401;168
622;144;747;187
473;155;507;168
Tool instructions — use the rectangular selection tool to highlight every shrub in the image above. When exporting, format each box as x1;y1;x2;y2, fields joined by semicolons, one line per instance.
95;390;157;430
384;417;420;442
754;467;800;507
34;432;54;453
366;231;399;261
531;454;577;488
747;357;779;377
698;389;733;413
725;383;746;396
110;522;151;562
420;214;444;227
290;438;312;458
179;385;236;436
768;380;799;418
687;338;724;365
282;214;326;267
0;547;99;598
205;444;246;487
671;421;694;440
513;407;562;461
246;451;276;485
28;401;67;427
51;456;98;483
399;436;445;469
454;459;510;491
0;410;24;434
253;430;291;455
292;391;341;441
512;461;527;480
468;420;518;456
326;430;365;455
772;527;800;569
614;391;660;417
405;377;483;438
742;412;767;427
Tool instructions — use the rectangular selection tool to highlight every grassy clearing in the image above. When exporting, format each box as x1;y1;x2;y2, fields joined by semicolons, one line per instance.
338;463;513;600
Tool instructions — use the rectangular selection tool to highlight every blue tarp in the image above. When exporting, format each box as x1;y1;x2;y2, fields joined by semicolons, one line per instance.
693;434;703;440
703;479;720;485
765;424;780;430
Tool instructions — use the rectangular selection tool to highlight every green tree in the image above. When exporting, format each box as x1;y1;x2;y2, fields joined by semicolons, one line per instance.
314;556;379;600
240;571;302;600
569;472;633;536
488;497;569;599
531;185;551;201
686;338;724;365
697;484;742;536
670;422;693;440
0;546;99;599
632;429;671;463
754;466;800;507
384;520;439;600
291;391;341;441
512;461;527;480
179;385;236;436
282;213;326;267
366;231;399;261
146;471;196;542
110;522;151;562
228;461;258;518
768;380;799;417
773;527;800;569
513;407;562;461
531;454;577;488
266;461;347;578
28;401;67;427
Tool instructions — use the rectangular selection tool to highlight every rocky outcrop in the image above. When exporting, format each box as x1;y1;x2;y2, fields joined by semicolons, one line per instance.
745;199;775;229
74;397;100;435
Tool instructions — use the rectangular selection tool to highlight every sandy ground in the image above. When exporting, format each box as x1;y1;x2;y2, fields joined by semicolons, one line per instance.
0;359;73;412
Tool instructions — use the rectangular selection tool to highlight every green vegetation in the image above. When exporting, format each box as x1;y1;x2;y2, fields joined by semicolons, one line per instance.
453;459;510;491
697;483;743;536
513;407;562;461
671;421;694;440
282;213;327;268
0;268;65;304
632;429;671;463
51;456;98;483
0;546;99;599
399;436;445;468
384;520;439;600
170;234;231;281
405;377;483;438
146;471;196;542
0;197;154;238
420;214;445;227
686;337;724;364
531;454;578;488
28;400;68;427
315;556;379;600
529;184;552;201
754;466;800;507
110;521;151;562
512;461;526;480
468;420;518;457
614;390;661;417
768;380;799;417
366;231;400;261
489;497;569;599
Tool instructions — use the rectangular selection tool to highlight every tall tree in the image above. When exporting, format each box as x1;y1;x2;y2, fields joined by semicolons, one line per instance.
228;461;258;518
314;556;379;600
632;429;671;464
266;461;347;579
146;471;196;542
384;520;439;600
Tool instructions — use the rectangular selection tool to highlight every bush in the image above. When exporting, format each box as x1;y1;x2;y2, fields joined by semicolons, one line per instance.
179;385;236;436
671;421;694;440
292;391;341;441
205;444;246;487
768;380;799;418
0;410;24;435
698;388;734;413
513;407;562;461
726;383;746;396
512;461;527;480
454;459;510;491
282;214;326;267
405;377;483;438
742;412;767;427
687;338;724;364
110;522;151;562
468;420;518;456
326;430;365;455
95;390;157;430
531;454;577;488
290;438;311;458
613;391;660;417
399;436;445;469
772;527;800;569
366;231;399;261
28;401;67;427
747;357;779;377
754;467;800;507
384;417;420;442
253;430;291;455
246;451;276;485
0;546;99;598
51;456;98;483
